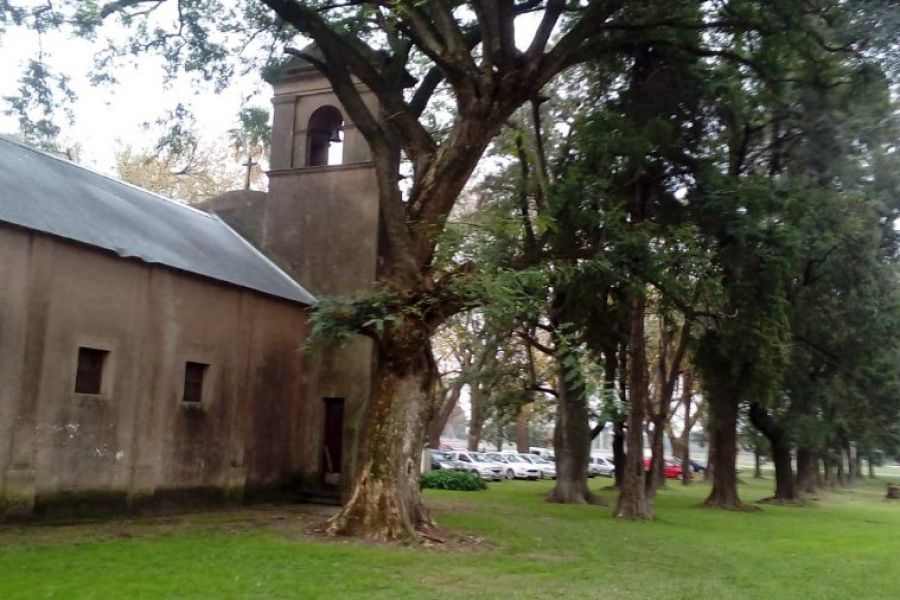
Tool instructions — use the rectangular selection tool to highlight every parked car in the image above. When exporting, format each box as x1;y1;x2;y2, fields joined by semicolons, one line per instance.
430;450;467;472
588;456;616;478
447;451;504;481
521;454;556;479
529;447;555;459
485;452;541;480
688;459;707;474
673;458;707;474
470;452;507;481
643;457;683;479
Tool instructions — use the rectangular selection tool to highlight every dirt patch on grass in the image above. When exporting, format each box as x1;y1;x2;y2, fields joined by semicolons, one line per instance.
0;504;340;550
0;500;493;553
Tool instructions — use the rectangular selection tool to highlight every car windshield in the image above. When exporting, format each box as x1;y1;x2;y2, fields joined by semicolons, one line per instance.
488;455;507;463
472;454;490;463
432;452;448;461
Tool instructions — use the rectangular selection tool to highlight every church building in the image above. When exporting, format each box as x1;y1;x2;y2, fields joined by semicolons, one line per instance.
0;56;377;519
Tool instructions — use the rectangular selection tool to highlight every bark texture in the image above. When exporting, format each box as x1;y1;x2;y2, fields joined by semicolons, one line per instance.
327;329;436;542
748;401;798;502
702;390;746;509
515;409;530;454
614;292;651;519
548;330;598;505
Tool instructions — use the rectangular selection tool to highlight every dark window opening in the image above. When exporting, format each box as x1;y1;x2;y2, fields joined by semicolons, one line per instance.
74;347;107;394
183;362;208;404
307;105;344;167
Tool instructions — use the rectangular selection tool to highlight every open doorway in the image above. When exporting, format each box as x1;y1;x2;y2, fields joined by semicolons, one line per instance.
322;397;345;486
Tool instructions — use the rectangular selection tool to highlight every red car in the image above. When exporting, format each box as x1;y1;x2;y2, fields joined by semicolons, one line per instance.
643;458;683;479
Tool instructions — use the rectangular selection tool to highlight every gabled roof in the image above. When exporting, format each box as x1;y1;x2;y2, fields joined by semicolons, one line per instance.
0;135;315;305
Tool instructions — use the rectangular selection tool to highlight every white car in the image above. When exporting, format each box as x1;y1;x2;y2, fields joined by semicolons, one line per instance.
522;454;556;479
448;451;504;481
588;456;616;478
486;452;541;480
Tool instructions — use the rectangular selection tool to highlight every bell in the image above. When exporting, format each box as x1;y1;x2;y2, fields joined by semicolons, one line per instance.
328;127;343;143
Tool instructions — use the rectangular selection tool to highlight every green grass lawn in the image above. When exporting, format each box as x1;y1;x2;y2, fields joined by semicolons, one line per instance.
1;477;898;599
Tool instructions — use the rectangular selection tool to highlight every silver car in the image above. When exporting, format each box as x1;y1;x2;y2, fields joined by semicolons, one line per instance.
486;452;541;480
522;454;556;479
588;456;616;477
448;451;504;481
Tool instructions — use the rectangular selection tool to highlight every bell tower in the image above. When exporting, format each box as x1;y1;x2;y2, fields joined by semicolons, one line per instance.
263;52;379;498
264;52;380;297
202;50;380;500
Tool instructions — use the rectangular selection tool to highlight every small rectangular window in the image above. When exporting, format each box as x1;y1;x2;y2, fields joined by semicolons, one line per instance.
182;362;208;404
74;347;107;394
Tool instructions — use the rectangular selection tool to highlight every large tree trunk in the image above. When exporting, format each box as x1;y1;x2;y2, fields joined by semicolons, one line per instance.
795;446;818;494
748;400;798;506
614;292;651;519
515;408;530;453
702;390;744;509
548;323;598;504
769;443;797;502
327;330;437;542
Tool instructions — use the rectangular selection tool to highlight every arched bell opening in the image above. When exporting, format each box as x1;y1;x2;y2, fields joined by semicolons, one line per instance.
307;105;344;167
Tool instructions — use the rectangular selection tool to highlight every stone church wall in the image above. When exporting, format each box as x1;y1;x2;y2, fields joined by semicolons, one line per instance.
0;225;313;518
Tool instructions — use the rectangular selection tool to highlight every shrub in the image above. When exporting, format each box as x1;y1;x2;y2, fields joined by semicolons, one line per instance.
420;469;487;491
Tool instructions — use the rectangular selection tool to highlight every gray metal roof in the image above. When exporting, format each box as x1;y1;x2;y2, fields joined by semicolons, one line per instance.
0;135;316;305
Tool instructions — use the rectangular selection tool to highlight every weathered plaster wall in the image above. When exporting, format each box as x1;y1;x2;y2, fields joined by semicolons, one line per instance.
195;190;267;248
203;67;380;500
0;225;313;518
